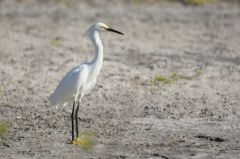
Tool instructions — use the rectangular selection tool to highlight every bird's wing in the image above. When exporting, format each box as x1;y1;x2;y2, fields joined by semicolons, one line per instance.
49;64;87;107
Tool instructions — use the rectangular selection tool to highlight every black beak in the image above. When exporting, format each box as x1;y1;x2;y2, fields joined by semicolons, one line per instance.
106;28;124;35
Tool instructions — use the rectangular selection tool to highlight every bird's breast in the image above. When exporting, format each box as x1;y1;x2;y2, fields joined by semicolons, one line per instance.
81;76;96;95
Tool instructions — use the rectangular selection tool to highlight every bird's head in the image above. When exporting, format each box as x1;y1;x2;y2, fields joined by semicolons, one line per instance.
96;22;124;35
84;22;124;38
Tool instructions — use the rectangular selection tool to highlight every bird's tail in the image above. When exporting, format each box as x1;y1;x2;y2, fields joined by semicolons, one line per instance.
48;93;59;108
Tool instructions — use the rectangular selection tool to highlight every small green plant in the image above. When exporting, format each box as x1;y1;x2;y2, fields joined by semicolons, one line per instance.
0;121;8;136
0;85;3;96
72;130;95;149
153;74;174;84
152;69;203;84
171;72;178;80
50;37;63;47
195;69;203;77
185;0;213;5
53;0;73;6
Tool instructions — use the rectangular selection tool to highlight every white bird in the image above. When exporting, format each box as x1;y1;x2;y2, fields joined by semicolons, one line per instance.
49;22;123;143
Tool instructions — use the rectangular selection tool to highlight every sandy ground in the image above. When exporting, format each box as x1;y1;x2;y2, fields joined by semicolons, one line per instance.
0;0;240;158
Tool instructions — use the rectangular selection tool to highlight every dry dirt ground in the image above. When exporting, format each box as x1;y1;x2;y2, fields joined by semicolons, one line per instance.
0;0;240;158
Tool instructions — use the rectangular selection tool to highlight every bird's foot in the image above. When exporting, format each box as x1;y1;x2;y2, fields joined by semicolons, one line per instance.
67;140;74;144
69;138;82;145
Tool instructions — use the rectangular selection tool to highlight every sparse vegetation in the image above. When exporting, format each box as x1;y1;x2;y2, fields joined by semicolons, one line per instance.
131;0;215;5
153;74;174;84
72;130;95;149
195;69;203;77
153;69;203;84
0;121;8;136
184;0;213;5
0;85;3;96
50;37;64;47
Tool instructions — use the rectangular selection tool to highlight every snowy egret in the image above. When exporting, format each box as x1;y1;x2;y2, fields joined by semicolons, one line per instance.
49;22;123;143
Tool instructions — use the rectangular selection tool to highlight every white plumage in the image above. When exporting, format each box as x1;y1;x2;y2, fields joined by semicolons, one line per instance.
49;64;89;107
48;22;123;142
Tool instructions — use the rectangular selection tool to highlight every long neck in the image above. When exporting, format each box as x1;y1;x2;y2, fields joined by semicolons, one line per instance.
89;31;103;76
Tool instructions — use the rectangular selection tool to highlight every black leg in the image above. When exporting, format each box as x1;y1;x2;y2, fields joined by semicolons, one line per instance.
71;101;75;141
75;101;80;138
